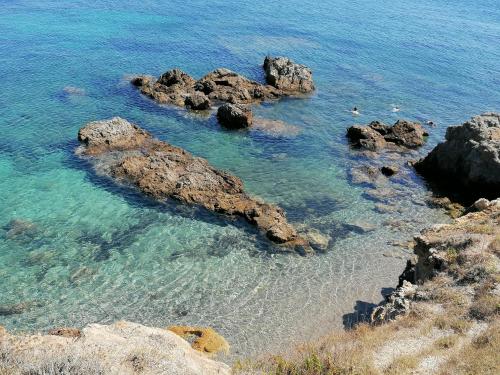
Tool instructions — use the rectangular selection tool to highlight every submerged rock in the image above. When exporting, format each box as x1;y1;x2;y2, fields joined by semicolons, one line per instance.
217;103;253;129
263;56;315;93
0;302;29;316
167;325;229;356
349;165;386;186
252;118;301;137
347;120;427;151
62;86;85;96
415;113;500;200
77;118;309;251
3;219;37;240
0;321;230;375
131;57;314;111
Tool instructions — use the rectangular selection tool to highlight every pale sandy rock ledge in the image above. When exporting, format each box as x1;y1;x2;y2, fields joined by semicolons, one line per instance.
0;321;231;375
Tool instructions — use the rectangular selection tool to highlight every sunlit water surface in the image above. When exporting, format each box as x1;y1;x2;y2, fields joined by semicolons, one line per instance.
1;0;499;361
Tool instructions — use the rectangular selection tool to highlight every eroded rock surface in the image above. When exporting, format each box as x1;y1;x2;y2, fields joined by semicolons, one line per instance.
0;321;231;375
415;113;500;200
131;57;314;113
347;120;427;151
263;56;315;93
77;117;308;251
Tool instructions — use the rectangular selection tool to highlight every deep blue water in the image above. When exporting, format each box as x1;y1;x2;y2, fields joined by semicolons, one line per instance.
0;0;499;360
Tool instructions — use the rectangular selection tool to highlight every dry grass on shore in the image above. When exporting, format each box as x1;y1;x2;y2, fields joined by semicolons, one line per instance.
236;207;500;375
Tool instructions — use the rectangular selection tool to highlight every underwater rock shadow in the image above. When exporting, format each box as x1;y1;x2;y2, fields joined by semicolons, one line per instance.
342;287;395;329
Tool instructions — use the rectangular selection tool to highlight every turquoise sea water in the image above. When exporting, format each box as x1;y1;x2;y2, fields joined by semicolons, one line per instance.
1;0;499;360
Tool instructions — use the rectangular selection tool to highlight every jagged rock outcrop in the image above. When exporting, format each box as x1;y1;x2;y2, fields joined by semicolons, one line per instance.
415;113;500;200
263;56;315;93
217;103;253;129
0;321;231;375
131;57;314;113
371;281;417;323
77;117;309;251
346;125;387;151
347;120;427;151
372;197;500;324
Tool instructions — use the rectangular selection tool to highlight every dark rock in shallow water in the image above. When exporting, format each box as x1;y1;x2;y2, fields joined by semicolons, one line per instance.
184;91;211;110
263;56;315;93
131;57;314;111
0;301;38;316
415;113;500;200
77;117;309;251
349;165;386;186
217;103;253;129
347;120;426;151
380;165;399;177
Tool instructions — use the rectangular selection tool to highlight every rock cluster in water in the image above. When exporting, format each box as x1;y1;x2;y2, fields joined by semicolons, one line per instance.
347;120;427;151
415;113;500;200
0;321;231;375
131;56;314;129
77;117;309;251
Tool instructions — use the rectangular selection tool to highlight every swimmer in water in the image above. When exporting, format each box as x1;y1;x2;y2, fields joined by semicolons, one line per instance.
426;120;436;127
392;105;400;112
351;107;360;116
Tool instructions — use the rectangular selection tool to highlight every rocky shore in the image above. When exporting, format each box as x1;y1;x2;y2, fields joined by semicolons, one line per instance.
77;117;310;251
415;113;500;201
0;321;231;375
239;197;499;374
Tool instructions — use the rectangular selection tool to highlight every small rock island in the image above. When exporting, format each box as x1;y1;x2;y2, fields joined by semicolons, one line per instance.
131;56;314;129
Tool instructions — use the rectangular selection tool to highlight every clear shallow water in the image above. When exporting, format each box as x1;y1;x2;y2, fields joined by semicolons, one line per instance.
1;0;499;361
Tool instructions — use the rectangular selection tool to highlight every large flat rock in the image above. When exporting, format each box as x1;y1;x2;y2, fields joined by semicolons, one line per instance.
0;321;231;375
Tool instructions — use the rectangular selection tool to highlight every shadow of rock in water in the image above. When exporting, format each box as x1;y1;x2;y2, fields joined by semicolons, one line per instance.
342;287;395;329
342;300;378;329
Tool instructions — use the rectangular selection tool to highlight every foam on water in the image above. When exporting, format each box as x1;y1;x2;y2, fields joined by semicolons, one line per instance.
1;0;499;361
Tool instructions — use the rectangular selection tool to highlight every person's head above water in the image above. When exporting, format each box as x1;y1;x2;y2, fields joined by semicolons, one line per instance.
353;107;357;111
